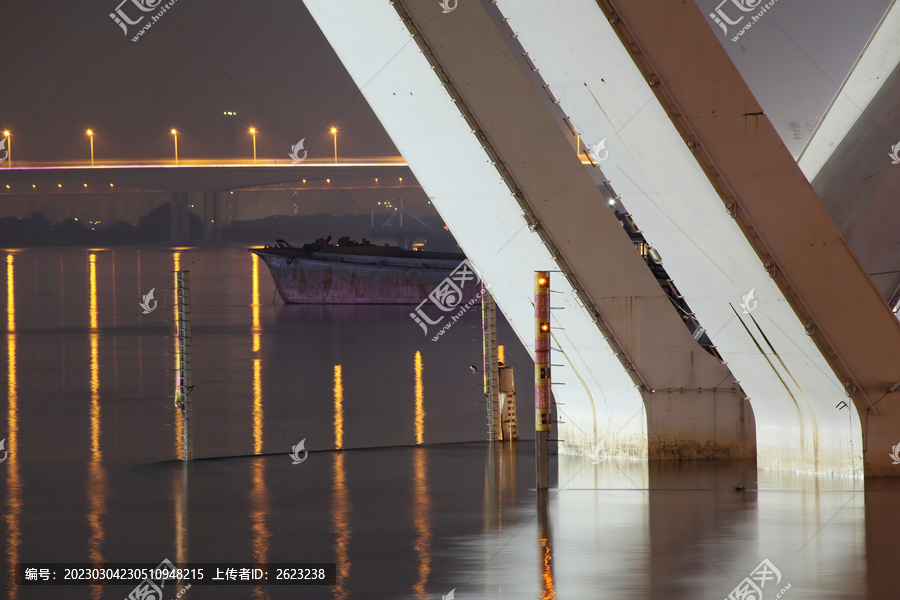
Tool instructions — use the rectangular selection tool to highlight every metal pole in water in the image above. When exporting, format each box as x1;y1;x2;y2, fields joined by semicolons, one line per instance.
482;283;502;441
535;272;551;489
176;271;193;460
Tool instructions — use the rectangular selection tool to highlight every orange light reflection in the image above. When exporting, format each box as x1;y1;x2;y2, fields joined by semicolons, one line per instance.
334;365;344;449
5;254;21;600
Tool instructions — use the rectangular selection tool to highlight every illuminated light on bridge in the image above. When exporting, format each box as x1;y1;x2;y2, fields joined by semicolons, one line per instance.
249;127;258;164
330;127;338;164
171;129;179;165
86;130;94;167
3;131;11;168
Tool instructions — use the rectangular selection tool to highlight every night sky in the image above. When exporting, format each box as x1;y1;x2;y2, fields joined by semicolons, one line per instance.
0;0;397;165
0;0;892;164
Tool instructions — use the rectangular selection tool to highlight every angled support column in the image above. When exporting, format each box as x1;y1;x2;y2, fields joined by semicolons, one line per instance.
489;0;900;474
304;0;755;462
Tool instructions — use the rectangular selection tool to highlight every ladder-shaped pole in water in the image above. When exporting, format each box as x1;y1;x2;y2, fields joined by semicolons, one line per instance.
175;271;193;461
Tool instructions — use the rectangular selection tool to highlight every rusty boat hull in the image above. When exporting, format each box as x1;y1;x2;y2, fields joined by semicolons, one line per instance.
251;243;479;305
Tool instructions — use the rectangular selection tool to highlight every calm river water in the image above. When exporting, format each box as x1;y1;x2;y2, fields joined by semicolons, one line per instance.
2;246;898;599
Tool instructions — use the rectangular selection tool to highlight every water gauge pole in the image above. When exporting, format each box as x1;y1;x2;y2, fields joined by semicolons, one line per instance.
535;272;551;489
175;271;193;460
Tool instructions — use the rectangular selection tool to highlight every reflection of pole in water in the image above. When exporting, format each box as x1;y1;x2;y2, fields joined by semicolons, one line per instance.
173;462;189;570
411;447;432;599
537;490;555;600
5;253;22;600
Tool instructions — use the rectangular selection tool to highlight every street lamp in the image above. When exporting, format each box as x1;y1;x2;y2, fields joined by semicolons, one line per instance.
330;127;337;164
249;127;257;164
171;129;179;165
86;130;94;167
3;131;11;168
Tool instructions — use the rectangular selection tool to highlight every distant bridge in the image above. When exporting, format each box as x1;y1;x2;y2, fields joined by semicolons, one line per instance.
0;160;417;242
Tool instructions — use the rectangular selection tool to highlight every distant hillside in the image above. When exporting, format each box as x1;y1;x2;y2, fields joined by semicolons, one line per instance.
0;204;460;252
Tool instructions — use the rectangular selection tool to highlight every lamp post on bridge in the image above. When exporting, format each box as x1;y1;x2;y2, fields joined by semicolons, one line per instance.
249;127;257;164
171;129;179;165
3;131;11;168
331;127;338;164
86;130;94;167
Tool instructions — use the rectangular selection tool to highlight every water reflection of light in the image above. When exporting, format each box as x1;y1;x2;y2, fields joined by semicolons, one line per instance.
334;365;344;449
6;255;14;333
253;360;263;455
252;255;263;454
414;352;424;445
87;253;107;600
89;254;98;330
411;447;432;599
250;458;271;600
332;453;352;600
252;254;261;353
5;254;21;600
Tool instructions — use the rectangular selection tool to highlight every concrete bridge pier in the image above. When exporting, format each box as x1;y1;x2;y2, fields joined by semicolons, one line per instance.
168;191;191;246
200;191;228;245
168;191;228;245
